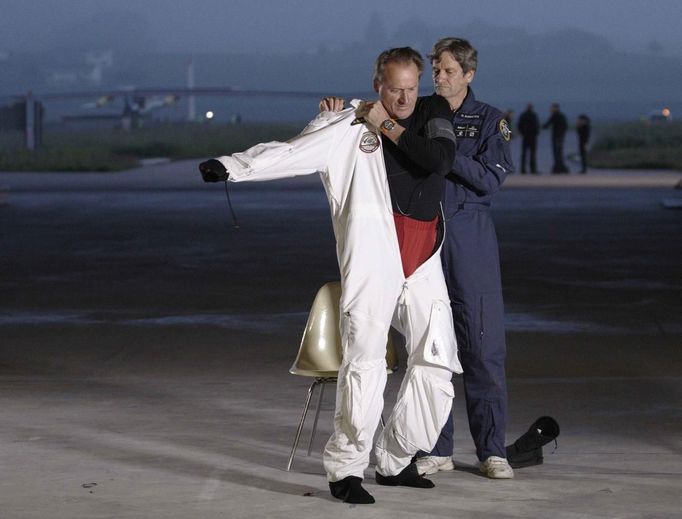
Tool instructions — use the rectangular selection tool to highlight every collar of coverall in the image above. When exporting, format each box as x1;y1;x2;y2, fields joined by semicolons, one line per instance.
457;87;477;113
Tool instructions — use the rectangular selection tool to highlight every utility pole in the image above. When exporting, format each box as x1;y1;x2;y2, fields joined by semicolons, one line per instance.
25;91;35;151
187;59;195;122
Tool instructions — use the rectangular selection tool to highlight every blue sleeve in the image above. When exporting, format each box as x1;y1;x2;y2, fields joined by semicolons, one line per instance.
451;116;514;195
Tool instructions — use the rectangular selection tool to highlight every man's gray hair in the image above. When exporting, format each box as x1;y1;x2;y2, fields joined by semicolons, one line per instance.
373;47;424;82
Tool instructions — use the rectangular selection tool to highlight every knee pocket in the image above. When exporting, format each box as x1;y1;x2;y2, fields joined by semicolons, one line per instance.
423;300;462;373
390;367;454;454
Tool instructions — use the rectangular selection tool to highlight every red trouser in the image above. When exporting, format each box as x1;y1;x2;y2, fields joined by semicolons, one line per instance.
393;213;438;278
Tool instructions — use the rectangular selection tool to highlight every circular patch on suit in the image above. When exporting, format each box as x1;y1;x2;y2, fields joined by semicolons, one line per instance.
499;119;512;141
359;131;380;153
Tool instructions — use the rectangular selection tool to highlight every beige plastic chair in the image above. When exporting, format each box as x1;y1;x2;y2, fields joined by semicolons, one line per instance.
286;281;399;471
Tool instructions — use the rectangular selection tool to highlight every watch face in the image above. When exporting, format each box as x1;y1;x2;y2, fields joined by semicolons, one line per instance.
382;119;395;131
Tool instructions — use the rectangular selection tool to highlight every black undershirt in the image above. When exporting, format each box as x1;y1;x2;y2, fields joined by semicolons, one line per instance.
382;94;455;221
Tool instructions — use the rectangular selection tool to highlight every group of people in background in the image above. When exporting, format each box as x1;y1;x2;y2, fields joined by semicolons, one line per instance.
508;103;591;174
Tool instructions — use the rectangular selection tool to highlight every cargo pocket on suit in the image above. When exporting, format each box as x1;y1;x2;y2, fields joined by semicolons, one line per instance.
451;300;471;353
338;310;387;452
424;299;461;373
391;369;455;453
477;292;506;361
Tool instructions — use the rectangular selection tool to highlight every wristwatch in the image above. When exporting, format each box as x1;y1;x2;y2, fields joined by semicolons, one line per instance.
380;119;396;132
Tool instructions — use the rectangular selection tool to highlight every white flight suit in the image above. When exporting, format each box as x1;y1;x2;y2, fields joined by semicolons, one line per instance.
216;102;463;481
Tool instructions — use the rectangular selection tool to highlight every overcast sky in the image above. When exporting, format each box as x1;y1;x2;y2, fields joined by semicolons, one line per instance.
2;0;682;56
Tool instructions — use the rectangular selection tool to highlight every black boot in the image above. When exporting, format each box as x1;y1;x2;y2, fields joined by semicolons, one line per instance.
375;462;435;488
329;476;375;504
505;416;560;469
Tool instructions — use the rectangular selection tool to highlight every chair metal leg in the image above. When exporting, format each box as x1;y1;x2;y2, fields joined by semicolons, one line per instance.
307;381;326;456
286;379;319;471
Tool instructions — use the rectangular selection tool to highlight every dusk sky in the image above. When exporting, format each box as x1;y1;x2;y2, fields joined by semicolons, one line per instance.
2;0;682;56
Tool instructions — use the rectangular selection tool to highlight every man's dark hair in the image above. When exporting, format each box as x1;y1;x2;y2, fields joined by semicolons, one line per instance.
428;37;478;73
373;47;424;83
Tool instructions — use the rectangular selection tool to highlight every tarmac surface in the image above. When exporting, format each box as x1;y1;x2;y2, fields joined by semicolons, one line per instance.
1;160;681;518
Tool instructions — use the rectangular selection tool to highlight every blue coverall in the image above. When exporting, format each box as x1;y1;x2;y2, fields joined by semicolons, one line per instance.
428;88;514;461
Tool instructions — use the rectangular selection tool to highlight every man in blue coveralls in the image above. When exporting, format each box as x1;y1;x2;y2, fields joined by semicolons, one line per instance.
415;37;515;479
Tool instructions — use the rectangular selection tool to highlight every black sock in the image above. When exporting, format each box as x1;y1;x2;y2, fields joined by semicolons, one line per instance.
375;462;435;488
329;476;375;504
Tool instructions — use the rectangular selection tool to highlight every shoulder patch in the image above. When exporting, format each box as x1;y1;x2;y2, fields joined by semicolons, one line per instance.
499;119;512;141
359;131;380;153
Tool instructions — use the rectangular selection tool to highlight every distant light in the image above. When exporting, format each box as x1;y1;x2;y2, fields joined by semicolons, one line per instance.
662;107;671;118
205;111;214;119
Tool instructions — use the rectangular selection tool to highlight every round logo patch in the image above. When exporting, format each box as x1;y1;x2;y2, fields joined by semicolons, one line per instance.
499;119;512;142
359;131;380;153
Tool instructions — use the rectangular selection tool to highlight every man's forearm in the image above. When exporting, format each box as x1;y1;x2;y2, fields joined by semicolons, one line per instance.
397;133;455;176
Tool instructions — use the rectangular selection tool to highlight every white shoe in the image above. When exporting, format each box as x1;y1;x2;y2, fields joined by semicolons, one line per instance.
479;456;514;479
415;455;455;475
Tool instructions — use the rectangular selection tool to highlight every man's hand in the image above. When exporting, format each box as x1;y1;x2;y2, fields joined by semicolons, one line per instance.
354;101;391;131
199;159;229;182
353;101;403;143
365;101;392;130
319;96;345;113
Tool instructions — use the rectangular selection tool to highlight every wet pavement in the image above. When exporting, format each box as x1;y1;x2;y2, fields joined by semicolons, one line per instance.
1;161;681;518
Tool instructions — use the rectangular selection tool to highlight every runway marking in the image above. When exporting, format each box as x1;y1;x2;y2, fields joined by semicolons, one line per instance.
197;470;223;501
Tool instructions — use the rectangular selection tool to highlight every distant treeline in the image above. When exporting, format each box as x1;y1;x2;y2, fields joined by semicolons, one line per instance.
2;22;681;122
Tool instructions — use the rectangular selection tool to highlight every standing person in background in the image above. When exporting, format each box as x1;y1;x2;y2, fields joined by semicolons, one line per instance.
576;114;591;173
543;103;569;173
415;37;515;479
517;103;540;174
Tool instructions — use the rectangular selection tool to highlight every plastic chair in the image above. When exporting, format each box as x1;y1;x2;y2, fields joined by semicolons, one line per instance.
286;281;399;471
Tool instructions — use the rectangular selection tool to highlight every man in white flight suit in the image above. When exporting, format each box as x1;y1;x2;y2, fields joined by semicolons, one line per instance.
199;47;461;505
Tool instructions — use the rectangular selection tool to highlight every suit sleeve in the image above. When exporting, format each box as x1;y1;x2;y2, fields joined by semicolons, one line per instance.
215;112;337;182
450;116;514;195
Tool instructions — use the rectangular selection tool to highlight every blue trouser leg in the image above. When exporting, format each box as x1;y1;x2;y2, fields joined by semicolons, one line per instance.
424;297;507;461
459;320;508;460
421;207;508;461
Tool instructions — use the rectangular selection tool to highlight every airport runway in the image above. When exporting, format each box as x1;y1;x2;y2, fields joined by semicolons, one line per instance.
1;162;681;518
